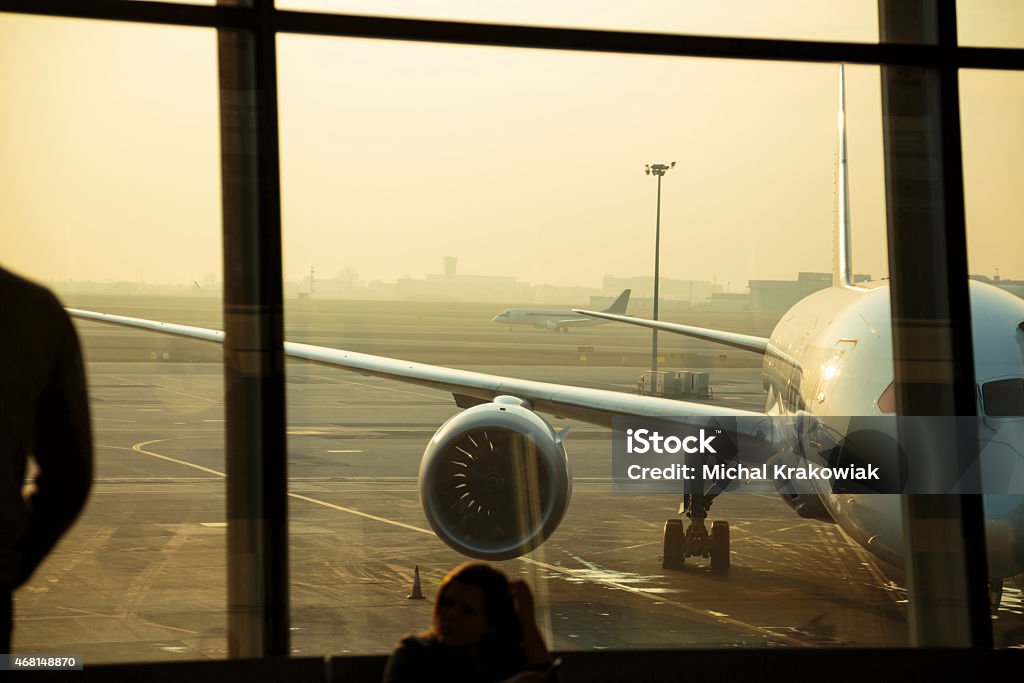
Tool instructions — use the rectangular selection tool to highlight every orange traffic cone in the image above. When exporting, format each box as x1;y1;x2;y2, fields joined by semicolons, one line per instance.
407;565;426;600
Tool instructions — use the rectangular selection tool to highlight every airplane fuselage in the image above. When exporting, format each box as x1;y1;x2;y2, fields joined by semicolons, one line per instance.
494;289;631;332
493;308;603;331
764;280;1024;578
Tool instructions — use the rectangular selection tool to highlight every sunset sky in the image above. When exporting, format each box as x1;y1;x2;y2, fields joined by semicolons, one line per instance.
1;2;1021;292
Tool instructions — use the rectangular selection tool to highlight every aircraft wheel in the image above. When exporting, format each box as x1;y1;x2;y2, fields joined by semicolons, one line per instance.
662;519;685;570
710;520;730;573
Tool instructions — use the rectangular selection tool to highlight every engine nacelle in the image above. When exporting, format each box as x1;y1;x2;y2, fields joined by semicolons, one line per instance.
419;396;572;560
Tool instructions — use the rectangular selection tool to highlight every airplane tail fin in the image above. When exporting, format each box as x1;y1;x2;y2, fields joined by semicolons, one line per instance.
833;64;856;289
604;289;631;314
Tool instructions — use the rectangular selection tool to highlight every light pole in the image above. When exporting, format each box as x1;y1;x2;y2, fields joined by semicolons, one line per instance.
645;161;674;374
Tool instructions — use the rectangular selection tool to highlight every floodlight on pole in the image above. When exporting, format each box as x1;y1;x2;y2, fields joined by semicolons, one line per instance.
646;162;674;374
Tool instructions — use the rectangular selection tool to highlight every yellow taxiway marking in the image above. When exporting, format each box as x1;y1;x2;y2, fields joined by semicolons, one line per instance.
130;439;228;478
129;438;430;537
128;436;811;648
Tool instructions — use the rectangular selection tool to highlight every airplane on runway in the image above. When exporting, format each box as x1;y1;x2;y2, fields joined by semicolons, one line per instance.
493;289;630;332
64;68;1024;588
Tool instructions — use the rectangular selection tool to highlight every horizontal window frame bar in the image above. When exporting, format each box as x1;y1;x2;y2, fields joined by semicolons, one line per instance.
2;0;1024;70
0;0;250;31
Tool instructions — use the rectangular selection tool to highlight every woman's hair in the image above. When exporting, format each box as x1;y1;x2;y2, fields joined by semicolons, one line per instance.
432;562;522;646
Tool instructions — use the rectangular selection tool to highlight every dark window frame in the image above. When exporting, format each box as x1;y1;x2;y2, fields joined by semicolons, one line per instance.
0;0;1022;69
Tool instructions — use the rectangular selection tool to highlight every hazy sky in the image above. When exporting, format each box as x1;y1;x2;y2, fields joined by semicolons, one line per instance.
1;3;1021;291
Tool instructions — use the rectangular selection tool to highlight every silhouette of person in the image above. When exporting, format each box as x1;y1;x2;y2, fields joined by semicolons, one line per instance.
383;563;555;683
0;266;93;652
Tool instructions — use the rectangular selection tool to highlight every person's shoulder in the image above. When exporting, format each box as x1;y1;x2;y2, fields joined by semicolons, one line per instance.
383;634;440;682
0;266;67;317
388;634;439;663
0;265;56;299
394;634;436;653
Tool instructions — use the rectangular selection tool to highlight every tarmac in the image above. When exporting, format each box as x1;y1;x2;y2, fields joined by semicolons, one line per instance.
11;295;1023;663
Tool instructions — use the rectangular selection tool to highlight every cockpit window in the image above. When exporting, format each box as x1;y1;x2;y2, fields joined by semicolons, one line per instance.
877;380;896;414
981;378;1024;417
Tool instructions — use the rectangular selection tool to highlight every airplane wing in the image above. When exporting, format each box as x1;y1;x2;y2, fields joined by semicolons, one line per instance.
67;308;763;427
573;308;800;370
572;309;768;354
69;306;775;562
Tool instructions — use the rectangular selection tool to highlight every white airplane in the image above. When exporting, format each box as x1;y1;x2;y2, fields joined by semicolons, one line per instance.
492;289;630;332
575;69;1024;582
578;282;1024;579
65;68;1024;585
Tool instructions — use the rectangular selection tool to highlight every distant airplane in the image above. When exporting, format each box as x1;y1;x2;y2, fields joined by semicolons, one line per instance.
493;289;630;332
65;67;1024;589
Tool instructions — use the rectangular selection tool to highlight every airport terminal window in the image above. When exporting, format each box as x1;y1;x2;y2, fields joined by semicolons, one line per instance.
278;35;912;655
958;0;1024;48
961;69;1024;283
2;0;1023;666
0;13;225;662
961;70;1024;431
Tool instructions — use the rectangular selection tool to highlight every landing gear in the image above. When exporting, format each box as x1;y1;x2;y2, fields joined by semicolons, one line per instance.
661;492;730;572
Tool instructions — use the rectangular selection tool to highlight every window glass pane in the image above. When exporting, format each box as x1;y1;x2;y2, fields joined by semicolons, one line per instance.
958;0;1024;48
276;0;880;43
961;71;1024;628
962;70;1024;289
0;15;224;662
278;35;917;656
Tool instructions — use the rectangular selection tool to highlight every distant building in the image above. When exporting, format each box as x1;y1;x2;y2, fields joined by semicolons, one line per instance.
443;256;458;279
602;275;721;302
748;272;871;312
708;292;751;311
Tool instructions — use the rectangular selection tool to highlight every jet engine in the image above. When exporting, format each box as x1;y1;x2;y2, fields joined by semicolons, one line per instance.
419;396;572;560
